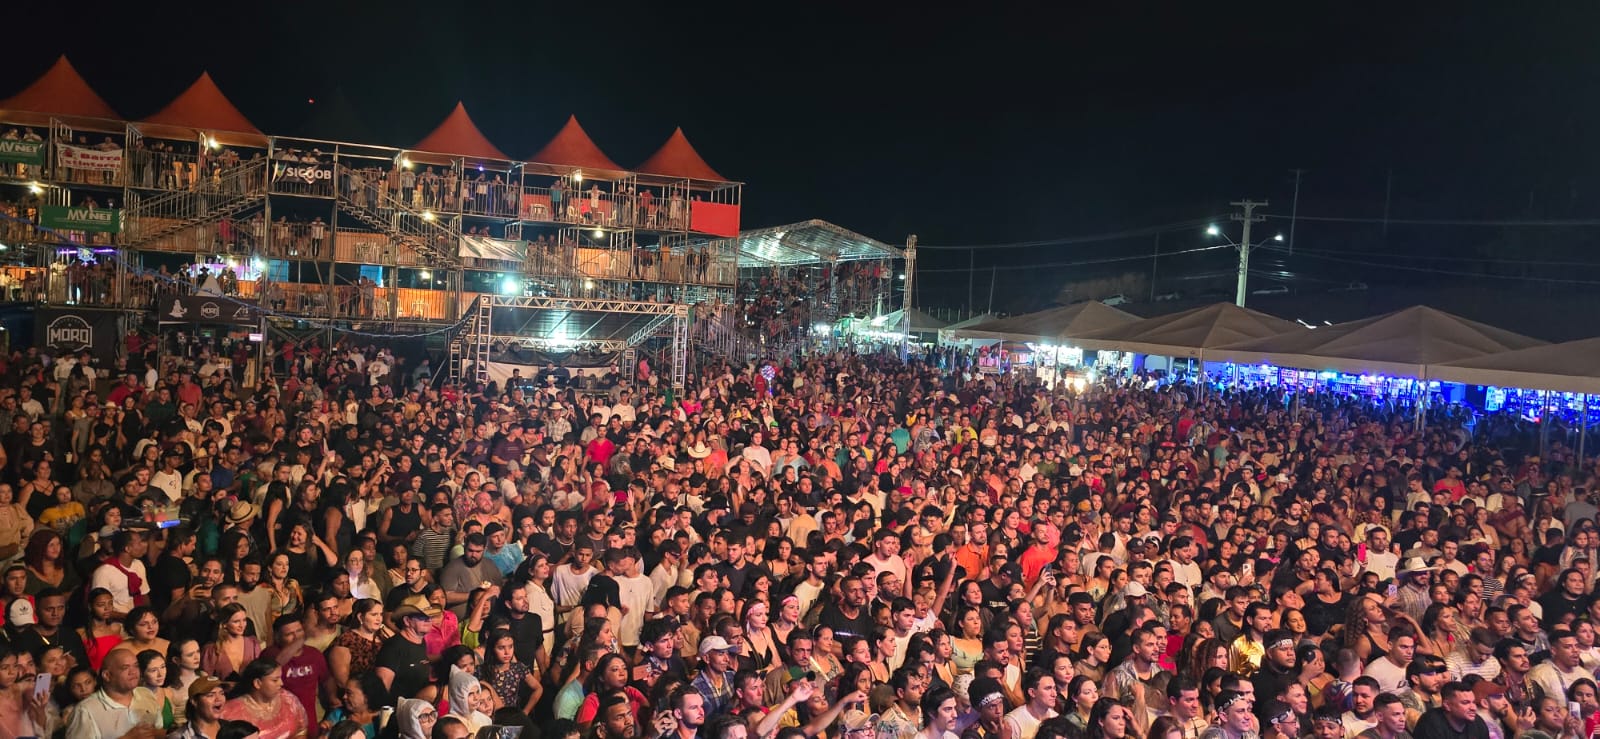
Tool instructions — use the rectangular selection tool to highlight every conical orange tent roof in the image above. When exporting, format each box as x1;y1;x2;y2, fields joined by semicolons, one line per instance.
142;72;262;135
0;56;119;120
528;115;622;172
637;128;725;181
412;102;508;160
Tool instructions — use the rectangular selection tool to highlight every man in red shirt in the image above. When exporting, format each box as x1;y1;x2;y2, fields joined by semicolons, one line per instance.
262;614;330;738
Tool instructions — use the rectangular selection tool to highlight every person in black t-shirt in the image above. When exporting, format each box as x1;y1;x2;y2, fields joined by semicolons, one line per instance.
374;605;435;703
483;579;549;669
147;526;196;614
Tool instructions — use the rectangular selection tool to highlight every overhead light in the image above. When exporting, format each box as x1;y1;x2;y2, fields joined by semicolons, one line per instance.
1273;234;1285;242
573;171;584;183
897;273;906;280
583;280;595;290
1206;225;1221;236
419;270;432;279
401;157;412;169
206;137;220;150
422;211;435;222
27;183;42;195
591;229;604;239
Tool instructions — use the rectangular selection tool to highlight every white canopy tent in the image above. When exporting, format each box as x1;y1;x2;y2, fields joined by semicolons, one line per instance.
937;313;998;345
946;301;1139;344
1073;302;1304;357
1207;305;1547;378
1431;337;1600;395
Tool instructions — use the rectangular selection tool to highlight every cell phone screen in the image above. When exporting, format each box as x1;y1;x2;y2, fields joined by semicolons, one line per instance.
33;673;49;699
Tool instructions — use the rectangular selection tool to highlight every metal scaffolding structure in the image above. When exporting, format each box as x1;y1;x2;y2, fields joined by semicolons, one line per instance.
0;65;742;370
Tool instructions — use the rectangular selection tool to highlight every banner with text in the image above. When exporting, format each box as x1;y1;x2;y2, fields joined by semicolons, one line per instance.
55;143;123;172
273;162;333;187
158;295;259;326
40;206;122;234
0;139;46;166
37;307;121;359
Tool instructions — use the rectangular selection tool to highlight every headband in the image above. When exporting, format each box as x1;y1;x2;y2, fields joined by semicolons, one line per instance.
1216;693;1251;712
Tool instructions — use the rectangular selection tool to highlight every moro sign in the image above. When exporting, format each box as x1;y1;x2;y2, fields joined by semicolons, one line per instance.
36;308;120;359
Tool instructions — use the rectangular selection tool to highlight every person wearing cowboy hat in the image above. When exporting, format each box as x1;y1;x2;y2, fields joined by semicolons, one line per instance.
1395;558;1437;622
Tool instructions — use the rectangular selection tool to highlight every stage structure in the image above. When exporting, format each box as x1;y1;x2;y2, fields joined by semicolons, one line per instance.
0;58;746;387
712;220;908;357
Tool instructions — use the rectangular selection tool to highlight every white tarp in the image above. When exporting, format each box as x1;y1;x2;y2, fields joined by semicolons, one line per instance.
1430;337;1600;394
1072;302;1304;358
1208;305;1547;379
948;301;1138;343
459;236;525;262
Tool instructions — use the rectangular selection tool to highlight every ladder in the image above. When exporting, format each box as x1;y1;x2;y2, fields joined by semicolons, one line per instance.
448;294;492;387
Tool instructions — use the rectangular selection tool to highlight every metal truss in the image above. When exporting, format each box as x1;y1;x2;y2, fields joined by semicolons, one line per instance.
486;294;688;316
489;336;629;353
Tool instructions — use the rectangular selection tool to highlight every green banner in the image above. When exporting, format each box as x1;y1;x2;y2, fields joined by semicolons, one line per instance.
0;139;46;166
40;206;121;234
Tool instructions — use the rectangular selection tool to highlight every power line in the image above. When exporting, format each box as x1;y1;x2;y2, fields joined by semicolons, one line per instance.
915;216;1225;250
1267;243;1600;268
1264;248;1600;286
1264;213;1600;228
914;243;1233;273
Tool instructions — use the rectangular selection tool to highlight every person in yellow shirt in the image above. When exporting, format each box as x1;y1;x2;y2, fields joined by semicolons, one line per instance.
1229;602;1274;677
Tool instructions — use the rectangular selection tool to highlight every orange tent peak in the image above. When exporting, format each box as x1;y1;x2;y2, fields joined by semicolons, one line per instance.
0;55;119;120
637;127;725;182
142;72;262;135
412;102;508;160
528;115;622;172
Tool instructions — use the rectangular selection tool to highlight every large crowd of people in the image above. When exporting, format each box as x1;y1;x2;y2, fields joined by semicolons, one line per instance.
0;330;1592;739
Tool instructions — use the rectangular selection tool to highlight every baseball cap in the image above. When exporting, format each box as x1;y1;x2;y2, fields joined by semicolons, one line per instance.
1124;582;1149;598
699;635;734;655
188;675;225;699
7;598;34;626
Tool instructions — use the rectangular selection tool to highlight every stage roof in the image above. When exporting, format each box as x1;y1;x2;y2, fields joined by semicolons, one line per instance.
729;219;902;267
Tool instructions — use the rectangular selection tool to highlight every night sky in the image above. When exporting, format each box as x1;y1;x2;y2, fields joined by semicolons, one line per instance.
8;2;1600;313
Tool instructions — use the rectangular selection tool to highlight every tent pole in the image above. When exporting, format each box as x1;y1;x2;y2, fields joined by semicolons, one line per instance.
1580;394;1588;468
1540;391;1551;461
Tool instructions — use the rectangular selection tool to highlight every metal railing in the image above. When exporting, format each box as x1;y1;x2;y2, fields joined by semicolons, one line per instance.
333;165;461;269
123;159;268;247
125;149;202;191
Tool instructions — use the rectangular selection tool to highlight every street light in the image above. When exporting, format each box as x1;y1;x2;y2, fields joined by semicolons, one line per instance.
1206;225;1221;237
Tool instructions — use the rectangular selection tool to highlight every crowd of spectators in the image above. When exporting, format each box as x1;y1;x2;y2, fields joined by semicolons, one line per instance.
1;259;1598;739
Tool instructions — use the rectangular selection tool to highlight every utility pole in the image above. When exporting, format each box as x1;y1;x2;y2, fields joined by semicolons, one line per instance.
1149;232;1161;302
1288;169;1304;255
901;235;916;357
967;248;975;319
986;266;997;315
1231;199;1268;307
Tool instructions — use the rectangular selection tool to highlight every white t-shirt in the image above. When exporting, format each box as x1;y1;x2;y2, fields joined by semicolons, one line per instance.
1364;550;1399;582
616;573;654;648
90;559;150;615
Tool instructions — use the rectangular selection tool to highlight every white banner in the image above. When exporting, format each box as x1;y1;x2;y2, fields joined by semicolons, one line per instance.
56;143;124;172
